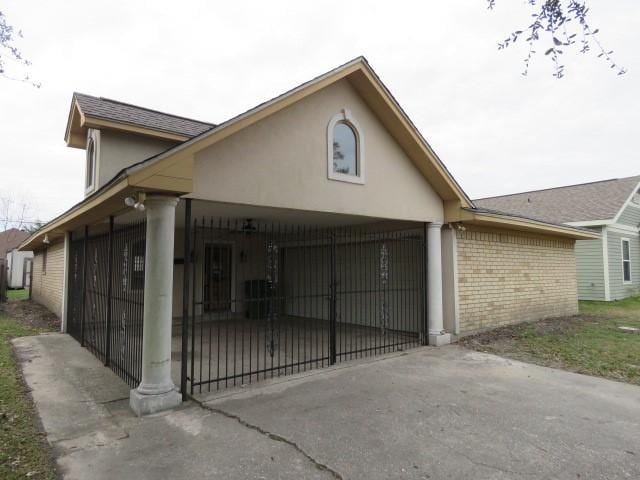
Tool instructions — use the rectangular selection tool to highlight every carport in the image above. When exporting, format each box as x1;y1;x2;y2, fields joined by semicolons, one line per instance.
169;200;428;396
64;197;436;400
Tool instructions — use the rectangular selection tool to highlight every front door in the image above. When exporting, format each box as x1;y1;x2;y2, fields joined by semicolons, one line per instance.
203;244;232;312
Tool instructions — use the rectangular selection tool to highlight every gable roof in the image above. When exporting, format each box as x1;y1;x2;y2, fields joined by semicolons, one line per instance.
21;57;600;251
65;93;215;148
0;229;30;258
474;176;640;225
122;56;473;205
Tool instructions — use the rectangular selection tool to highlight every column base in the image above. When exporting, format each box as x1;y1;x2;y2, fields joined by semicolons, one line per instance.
428;333;452;347
130;388;181;417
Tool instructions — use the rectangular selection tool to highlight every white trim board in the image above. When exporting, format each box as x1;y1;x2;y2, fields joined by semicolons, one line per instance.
608;224;640;236
566;219;613;227
612;179;640;224
602;227;611;301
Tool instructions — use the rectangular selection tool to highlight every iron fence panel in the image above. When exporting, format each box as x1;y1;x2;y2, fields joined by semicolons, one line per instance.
187;219;425;394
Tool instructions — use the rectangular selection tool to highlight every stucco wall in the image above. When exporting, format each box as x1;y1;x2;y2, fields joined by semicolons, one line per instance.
457;226;578;334
31;242;65;318
192;78;443;223
97;129;177;189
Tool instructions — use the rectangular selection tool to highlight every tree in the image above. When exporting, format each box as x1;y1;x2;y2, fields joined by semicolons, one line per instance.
0;196;43;233
0;10;38;86
488;0;626;78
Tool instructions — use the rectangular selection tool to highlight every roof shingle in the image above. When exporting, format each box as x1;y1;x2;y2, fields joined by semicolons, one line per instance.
474;176;640;224
0;229;30;258
74;93;215;138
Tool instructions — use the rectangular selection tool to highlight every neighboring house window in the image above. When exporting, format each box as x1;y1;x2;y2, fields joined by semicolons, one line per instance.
622;239;632;283
42;249;47;276
327;110;364;184
85;135;96;191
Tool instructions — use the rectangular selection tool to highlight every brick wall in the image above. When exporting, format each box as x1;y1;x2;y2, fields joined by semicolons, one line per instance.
31;242;65;318
457;226;578;334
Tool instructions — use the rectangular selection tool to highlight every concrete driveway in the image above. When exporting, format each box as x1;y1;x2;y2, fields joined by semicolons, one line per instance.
14;334;640;480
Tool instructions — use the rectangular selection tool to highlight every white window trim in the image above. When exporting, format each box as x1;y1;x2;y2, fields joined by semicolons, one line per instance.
85;129;100;195
621;237;632;284
327;109;365;185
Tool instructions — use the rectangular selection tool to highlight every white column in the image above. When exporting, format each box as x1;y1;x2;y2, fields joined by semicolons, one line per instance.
130;195;181;416
61;232;71;333
427;222;451;346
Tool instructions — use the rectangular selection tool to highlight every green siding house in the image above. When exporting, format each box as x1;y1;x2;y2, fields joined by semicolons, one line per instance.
475;176;640;301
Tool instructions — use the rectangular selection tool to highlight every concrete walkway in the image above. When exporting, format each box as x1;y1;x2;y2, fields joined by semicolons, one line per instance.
14;333;640;480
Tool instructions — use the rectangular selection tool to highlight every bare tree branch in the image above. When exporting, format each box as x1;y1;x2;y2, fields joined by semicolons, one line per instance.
0;10;40;87
488;0;626;78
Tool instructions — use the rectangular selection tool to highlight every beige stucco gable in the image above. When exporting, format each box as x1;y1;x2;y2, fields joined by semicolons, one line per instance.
191;79;443;222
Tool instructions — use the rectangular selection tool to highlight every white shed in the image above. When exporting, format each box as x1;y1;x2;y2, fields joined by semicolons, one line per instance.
6;248;34;289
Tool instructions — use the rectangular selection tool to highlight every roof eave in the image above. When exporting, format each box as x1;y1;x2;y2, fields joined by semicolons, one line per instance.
462;209;600;240
64;94;199;149
18;171;191;252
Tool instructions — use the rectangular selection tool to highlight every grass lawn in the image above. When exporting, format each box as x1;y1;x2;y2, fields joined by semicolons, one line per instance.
460;296;640;385
6;290;29;301
0;306;57;479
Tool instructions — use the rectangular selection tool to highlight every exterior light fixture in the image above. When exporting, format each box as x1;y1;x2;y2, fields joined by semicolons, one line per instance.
124;192;147;211
43;234;51;245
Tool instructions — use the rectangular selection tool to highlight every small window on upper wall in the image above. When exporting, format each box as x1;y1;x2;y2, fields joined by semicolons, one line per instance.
327;110;364;184
85;136;96;191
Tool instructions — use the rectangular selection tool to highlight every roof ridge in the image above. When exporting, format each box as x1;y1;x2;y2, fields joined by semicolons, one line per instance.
73;92;216;127
474;175;640;201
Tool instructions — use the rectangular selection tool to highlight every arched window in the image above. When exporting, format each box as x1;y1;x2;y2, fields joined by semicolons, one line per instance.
333;122;357;175
327;110;364;184
86;137;95;189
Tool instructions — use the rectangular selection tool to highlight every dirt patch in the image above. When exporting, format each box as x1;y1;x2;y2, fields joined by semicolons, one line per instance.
461;314;602;344
458;314;607;365
0;300;60;332
458;312;640;384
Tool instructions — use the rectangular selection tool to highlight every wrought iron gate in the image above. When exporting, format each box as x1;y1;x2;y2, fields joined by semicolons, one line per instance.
66;220;146;387
186;219;426;394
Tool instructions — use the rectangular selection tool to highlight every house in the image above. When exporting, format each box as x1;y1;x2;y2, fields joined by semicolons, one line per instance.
475;176;640;301
19;57;597;415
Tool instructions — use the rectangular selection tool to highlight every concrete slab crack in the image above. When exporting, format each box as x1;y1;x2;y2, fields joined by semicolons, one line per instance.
194;399;343;480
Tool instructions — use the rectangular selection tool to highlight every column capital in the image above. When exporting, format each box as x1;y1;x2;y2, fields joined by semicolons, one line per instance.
427;221;444;229
144;194;180;208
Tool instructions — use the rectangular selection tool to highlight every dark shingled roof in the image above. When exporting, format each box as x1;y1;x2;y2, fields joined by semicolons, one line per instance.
74;93;215;138
474;176;640;224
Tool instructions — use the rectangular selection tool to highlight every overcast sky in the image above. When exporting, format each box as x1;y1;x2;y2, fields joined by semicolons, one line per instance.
1;0;638;225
